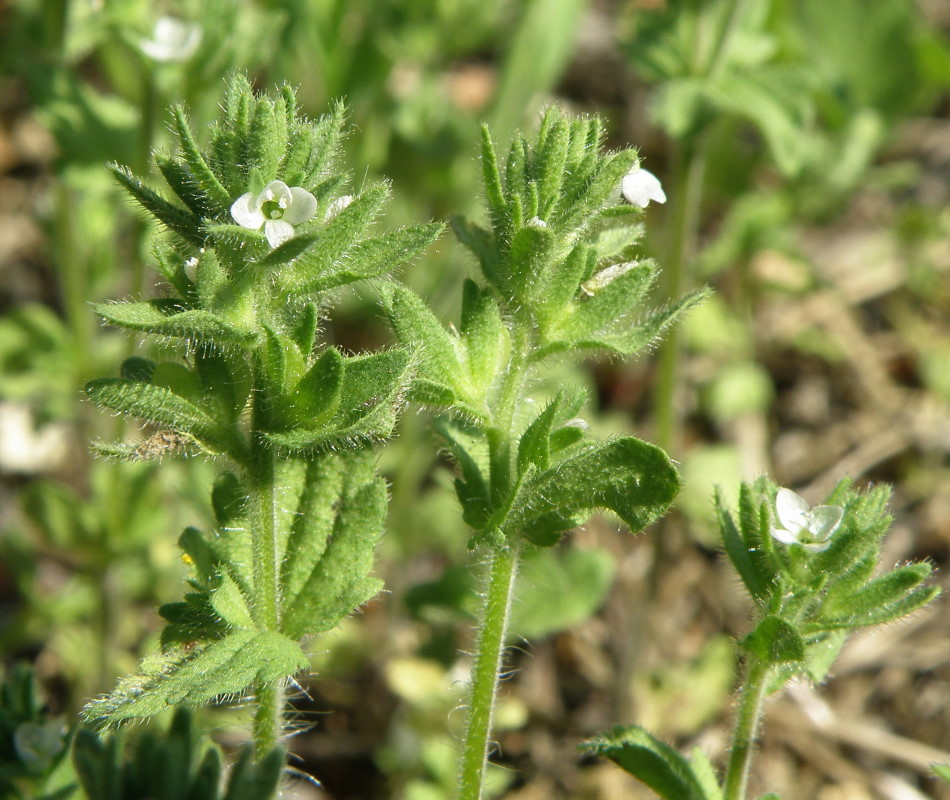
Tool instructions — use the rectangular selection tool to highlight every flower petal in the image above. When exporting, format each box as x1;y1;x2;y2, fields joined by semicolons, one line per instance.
775;488;809;533
621;167;666;207
806;505;844;542
771;527;799;546
139;17;202;62
264;219;295;248
260;181;292;208
230;193;265;230
283;187;318;225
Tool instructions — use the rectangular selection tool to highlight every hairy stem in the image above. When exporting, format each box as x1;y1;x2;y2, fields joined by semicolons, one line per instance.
459;322;531;799
724;658;770;800
458;544;520;800
252;679;285;758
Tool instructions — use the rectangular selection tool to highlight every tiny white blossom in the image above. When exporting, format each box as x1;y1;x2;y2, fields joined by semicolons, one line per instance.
183;256;199;282
138;16;202;63
771;488;843;552
526;216;548;228
324;194;354;222
231;180;317;248
621;166;666;208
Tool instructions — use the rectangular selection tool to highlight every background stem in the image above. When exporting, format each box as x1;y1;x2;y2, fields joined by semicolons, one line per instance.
458;544;520;800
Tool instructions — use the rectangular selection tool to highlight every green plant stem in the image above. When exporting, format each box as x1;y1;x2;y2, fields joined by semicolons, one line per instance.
653;137;707;454
459;322;531;800
252;679;285;758
458;543;520;800
724;658;770;800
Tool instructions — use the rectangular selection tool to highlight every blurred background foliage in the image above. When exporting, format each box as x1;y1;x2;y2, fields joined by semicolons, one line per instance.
0;0;948;798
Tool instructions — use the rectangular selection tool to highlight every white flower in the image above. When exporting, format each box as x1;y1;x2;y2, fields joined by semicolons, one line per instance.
621;166;666;208
230;180;318;248
526;216;548;228
183;256;199;282
138;16;202;63
771;488;843;552
581;260;638;295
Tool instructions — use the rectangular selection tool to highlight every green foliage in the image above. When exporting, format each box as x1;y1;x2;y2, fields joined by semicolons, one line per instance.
386;106;696;554
0;665;74;800
589;480;938;799
73;708;283;800
718;479;939;679
583;726;723;800
82;78;430;736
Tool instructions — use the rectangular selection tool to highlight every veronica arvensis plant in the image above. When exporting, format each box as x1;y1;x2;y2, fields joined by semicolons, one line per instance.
381;107;706;799
83;75;442;758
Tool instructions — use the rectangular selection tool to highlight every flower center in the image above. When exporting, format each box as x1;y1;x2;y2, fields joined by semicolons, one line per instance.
261;199;284;220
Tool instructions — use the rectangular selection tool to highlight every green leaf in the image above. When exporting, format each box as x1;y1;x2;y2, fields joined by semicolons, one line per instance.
85;379;214;439
84;630;308;726
221;746;284;800
511;547;615;639
95;300;254;347
292;347;343;424
715;489;769;605
209;571;255;631
452;217;499;286
932;763;950;784
583;726;712;800
282;184;389;287
211;473;247;529
170;104;231;210
281;456;386;640
297;224;444;293
110;164;202;246
506;436;680;545
266;348;412;452
741;616;805;664
517;397;562;475
381;283;464;395
436;418;492;530
506;223;556;301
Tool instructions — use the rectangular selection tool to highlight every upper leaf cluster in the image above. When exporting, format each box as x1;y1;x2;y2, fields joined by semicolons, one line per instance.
717;479;939;682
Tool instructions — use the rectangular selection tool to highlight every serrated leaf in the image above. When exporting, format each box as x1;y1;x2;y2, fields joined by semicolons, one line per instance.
95;300;254;346
84;631;308;726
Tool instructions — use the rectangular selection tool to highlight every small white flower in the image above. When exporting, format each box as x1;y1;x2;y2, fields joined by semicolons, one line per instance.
183;256;199;282
231;180;318;248
771;488;843;552
621;166;666;208
526;216;548;228
324;194;354;222
138;16;202;63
